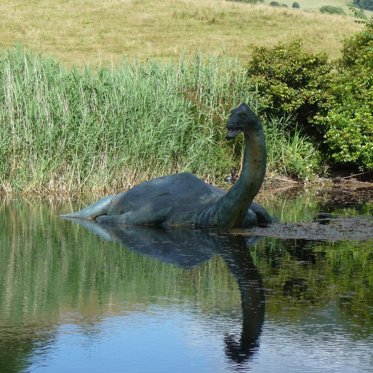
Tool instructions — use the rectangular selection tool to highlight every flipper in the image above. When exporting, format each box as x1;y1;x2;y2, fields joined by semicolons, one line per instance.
250;201;272;226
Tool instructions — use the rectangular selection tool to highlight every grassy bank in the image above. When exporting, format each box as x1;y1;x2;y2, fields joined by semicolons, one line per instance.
0;0;363;196
0;0;361;66
0;49;321;196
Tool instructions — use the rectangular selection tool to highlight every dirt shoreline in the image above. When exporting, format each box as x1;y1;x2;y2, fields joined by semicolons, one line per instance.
260;174;373;195
251;176;373;241
241;216;373;241
0;173;372;200
257;175;373;205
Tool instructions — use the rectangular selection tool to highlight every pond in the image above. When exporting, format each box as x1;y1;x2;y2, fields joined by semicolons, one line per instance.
0;187;372;373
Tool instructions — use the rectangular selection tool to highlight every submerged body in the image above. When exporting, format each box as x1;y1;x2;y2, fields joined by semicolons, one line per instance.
61;103;272;228
64;172;271;227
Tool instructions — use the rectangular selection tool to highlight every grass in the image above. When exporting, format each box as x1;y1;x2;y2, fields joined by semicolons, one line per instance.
0;48;321;196
264;117;323;180
0;0;364;195
0;0;362;66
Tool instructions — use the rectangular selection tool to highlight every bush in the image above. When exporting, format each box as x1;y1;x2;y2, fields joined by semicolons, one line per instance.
292;2;300;9
0;47;323;194
246;31;372;171
269;1;288;7
317;21;373;169
246;40;332;137
339;17;373;67
319;5;345;15
353;0;373;11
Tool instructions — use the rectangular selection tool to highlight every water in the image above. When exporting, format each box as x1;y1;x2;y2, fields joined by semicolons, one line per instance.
0;189;372;373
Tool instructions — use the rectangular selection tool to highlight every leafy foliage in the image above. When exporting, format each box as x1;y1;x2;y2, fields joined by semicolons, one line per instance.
319;5;345;15
353;0;373;11
269;1;288;7
246;25;373;171
246;40;332;137
317;21;373;169
0;48;322;195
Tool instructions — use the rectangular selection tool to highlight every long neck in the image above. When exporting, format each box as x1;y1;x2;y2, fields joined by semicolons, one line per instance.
213;123;266;228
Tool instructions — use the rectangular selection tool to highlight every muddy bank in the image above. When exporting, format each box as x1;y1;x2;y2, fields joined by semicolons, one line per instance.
259;175;373;204
249;179;373;241
242;216;373;241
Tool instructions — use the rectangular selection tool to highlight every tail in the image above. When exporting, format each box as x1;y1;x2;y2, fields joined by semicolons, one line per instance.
60;195;115;220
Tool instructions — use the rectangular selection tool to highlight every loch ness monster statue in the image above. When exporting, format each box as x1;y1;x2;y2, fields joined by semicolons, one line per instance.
61;103;272;228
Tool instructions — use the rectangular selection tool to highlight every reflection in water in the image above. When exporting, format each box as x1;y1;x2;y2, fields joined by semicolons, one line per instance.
0;329;46;373
74;220;265;367
0;199;372;373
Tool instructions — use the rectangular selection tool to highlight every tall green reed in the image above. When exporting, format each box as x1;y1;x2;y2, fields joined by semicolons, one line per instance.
264;116;322;181
0;48;321;196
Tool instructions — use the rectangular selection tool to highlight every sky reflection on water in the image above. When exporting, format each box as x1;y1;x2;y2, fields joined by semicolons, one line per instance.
26;304;373;373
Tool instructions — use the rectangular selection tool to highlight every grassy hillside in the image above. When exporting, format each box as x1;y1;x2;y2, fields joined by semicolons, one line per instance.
0;0;361;66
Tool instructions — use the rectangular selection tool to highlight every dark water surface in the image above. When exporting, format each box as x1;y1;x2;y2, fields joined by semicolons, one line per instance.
0;189;372;373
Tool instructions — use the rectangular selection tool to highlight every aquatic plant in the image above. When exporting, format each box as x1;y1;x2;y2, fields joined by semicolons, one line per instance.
0;48;321;195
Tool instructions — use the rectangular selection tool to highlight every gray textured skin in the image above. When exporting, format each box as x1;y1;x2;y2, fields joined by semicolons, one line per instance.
61;103;271;228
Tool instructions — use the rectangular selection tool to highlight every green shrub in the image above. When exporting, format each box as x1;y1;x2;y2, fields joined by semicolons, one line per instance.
319;5;345;15
353;0;373;11
246;31;372;171
292;2;300;9
270;1;288;7
246;40;332;138
339;17;373;67
317;22;373;169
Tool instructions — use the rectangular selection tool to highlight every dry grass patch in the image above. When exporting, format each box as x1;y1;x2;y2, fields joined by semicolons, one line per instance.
0;0;361;66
